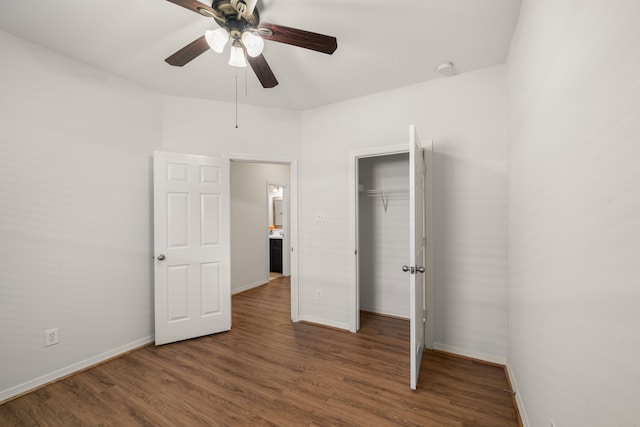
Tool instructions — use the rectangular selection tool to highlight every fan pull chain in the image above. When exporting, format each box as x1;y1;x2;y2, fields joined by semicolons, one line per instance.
235;63;239;129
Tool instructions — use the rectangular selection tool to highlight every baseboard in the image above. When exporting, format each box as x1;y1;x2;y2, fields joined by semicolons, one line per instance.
297;315;350;332
506;362;529;427
360;306;409;320
0;335;154;403
433;342;507;365
232;278;269;295
432;344;524;426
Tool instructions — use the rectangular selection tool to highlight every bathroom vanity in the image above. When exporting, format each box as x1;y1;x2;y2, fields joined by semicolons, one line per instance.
269;235;283;273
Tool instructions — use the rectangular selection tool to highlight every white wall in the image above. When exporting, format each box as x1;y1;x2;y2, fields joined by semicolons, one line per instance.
0;22;510;400
161;95;301;157
0;30;302;400
161;94;301;294
0;30;162;399
358;153;410;318
230;162;289;294
300;66;509;361
507;1;640;426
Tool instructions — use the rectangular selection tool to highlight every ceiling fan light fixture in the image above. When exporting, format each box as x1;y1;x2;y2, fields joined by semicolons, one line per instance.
205;28;229;53
228;45;248;67
241;31;264;57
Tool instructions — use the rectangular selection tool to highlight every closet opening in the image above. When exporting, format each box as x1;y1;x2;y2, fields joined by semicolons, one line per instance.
357;153;411;323
347;137;433;343
348;129;434;389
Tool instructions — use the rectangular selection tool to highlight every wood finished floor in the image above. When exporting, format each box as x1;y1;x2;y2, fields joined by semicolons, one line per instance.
0;277;518;426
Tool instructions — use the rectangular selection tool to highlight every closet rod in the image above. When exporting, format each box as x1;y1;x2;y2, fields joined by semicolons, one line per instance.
365;188;409;196
365;188;409;212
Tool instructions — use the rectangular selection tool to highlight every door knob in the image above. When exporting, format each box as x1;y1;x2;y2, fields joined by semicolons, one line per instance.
157;254;166;261
402;265;410;272
416;266;425;273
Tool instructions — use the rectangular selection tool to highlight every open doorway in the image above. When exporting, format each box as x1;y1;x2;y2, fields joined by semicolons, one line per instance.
228;154;299;323
268;182;288;282
347;137;434;343
357;153;410;319
348;131;434;390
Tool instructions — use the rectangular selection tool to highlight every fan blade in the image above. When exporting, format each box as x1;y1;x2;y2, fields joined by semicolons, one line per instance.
165;36;209;66
166;0;217;18
258;23;337;55
247;54;278;88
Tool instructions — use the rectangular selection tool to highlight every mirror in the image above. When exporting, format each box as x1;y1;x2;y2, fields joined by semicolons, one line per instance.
269;184;284;229
273;197;283;228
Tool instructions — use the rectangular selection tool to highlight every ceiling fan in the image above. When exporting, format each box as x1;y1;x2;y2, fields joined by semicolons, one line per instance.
164;0;338;88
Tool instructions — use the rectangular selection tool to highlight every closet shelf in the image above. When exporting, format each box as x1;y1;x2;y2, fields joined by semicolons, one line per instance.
365;188;409;212
365;188;409;196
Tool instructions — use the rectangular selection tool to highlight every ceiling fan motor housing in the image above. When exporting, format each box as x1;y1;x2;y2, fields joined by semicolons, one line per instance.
226;19;249;39
211;0;260;28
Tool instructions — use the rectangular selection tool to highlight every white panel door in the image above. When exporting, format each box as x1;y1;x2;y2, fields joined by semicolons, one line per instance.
153;151;231;346
408;125;426;390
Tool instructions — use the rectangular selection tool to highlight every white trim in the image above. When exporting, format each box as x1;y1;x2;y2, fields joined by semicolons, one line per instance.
359;306;409;320
0;336;153;403
224;153;299;323
232;278;270;295
298;315;350;332
433;342;507;365
349;144;408;159
348;144;408;333
506;362;530;427
224;153;293;164
424;139;435;350
347;151;358;332
348;143;414;333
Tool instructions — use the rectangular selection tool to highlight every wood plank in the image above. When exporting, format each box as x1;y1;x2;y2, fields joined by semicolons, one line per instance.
0;277;519;426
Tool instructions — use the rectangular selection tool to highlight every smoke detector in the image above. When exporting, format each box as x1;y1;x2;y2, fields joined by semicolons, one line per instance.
436;62;455;76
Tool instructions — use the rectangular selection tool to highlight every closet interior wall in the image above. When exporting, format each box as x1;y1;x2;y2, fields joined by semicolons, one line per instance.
358;153;410;318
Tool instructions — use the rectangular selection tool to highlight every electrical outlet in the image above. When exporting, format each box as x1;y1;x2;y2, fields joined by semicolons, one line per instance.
316;289;323;300
45;328;59;347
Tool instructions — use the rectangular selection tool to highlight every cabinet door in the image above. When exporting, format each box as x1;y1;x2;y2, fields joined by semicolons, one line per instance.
270;239;283;273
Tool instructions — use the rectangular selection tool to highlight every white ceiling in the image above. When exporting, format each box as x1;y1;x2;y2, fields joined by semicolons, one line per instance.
0;0;521;110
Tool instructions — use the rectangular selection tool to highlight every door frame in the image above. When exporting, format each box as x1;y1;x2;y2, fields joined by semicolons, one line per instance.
225;153;299;322
348;142;434;347
348;143;407;333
